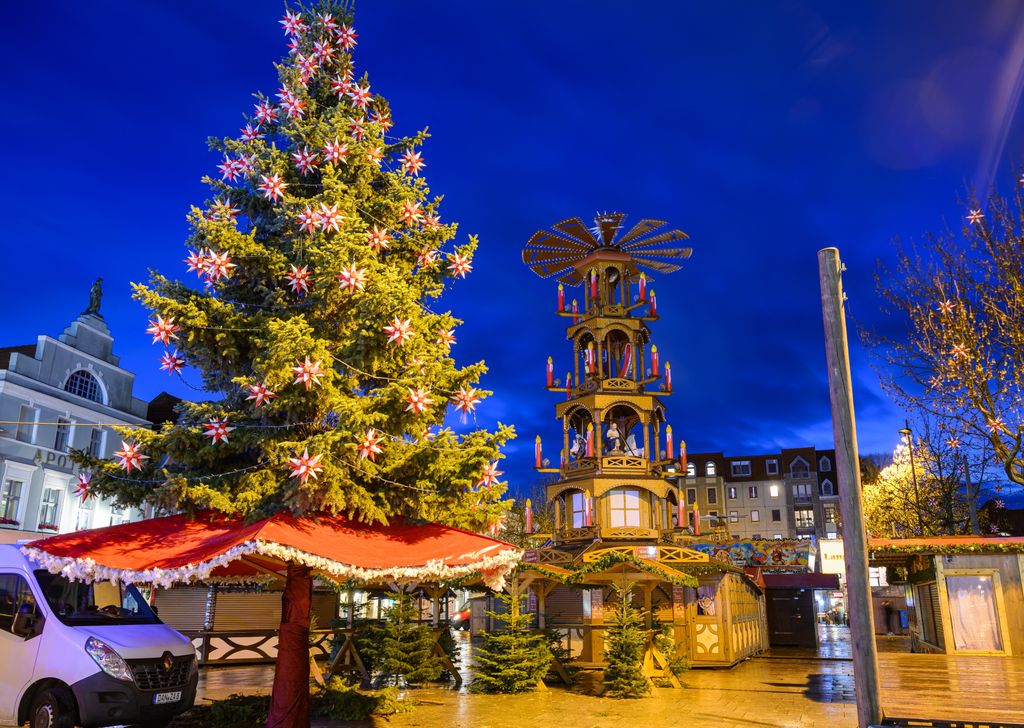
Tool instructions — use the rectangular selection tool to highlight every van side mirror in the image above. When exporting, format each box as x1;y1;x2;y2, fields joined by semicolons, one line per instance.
12;611;42;639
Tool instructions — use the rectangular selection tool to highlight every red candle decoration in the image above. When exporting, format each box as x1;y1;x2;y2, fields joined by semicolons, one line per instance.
665;362;672;392
639;272;647;301
585;342;596;374
557;283;565;312
650;344;660;377
565;372;572;399
585;423;594;457
571;298;579;322
620;342;633;379
589;268;598;299
535;435;542;468
665;424;674;461
525;499;534;534
693;501;701;536
679;439;688;473
584;494;593;527
546;356;554;387
650;289;657;316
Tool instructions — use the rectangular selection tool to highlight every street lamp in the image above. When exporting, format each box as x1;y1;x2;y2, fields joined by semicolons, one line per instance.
899;420;924;535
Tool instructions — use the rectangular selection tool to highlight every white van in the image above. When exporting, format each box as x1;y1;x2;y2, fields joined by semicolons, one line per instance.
0;544;198;727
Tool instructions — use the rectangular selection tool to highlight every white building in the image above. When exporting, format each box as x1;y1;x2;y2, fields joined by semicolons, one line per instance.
0;289;152;543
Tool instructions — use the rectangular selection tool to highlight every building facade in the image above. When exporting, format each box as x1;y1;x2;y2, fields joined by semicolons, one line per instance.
0;300;152;543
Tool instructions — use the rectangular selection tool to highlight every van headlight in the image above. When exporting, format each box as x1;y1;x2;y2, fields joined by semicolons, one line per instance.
85;637;134;683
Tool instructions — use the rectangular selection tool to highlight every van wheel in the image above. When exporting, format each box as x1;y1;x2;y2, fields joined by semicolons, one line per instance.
29;687;75;728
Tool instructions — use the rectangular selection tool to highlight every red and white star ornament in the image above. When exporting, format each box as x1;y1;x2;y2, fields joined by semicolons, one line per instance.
292;357;325;390
236;154;256;178
285;37;300;55
478;461;503;488
370;109;393;131
280;96;307;120
416;248;439;268
451;385;480;415
988;416;1006;433
296;206;318;233
423;214;441;231
146;315;180;345
254;101;278;125
292;147;319;174
938;299;955;316
312;39;335;65
240;123;263;142
258;174;288;202
336;23;358;49
285;264;312;295
114;440;148;473
367;226;391;252
246;381;279;408
323;138;349;164
73;472;93;503
400;150;426;175
349;116;366;141
288;449;323;484
280;9;307;36
384;317;415;346
318;203;344;233
447;252;472;278
437;329;456;348
946;436;961;449
203;418;235;445
358;428;383;461
208;197;240;223
404;387;433;415
400;200;423;225
367;145;384;168
950;343;969;360
295;53;317;79
967;209;984;224
318;12;338;32
184;248;210;276
331;74;353;98
349;84;372;110
159;350;186;375
336;263;367;293
217;157;242;182
204;251;236;281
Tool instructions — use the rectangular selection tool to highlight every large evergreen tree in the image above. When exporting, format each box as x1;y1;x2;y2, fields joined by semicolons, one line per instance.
72;2;513;725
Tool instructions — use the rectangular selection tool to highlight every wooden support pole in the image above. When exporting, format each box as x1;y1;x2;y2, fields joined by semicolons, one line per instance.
818;248;883;728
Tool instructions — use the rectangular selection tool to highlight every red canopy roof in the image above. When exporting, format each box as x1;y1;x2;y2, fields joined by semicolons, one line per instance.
23;511;521;590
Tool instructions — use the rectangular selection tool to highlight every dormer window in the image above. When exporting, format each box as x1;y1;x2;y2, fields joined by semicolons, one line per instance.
819;456;832;472
705;461;717;477
64;370;102;403
686;462;696;477
790;456;810;478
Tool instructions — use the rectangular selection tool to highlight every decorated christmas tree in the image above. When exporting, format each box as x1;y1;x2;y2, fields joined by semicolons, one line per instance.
471;588;552;693
602;586;651;698
71;1;513;724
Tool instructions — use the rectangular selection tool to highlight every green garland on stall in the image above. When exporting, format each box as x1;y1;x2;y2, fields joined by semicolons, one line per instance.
871;542;1024;557
565;552;698;588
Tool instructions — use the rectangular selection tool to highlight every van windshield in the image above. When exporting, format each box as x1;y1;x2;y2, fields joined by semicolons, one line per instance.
33;571;161;626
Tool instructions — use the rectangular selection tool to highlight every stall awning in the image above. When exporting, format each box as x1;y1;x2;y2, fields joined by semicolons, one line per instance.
758;572;840;590
23;511;521;590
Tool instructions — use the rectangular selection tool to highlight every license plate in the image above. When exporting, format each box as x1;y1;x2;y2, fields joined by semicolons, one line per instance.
153;691;182;705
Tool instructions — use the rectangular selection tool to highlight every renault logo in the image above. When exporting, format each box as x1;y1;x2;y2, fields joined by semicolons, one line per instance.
161;652;174;672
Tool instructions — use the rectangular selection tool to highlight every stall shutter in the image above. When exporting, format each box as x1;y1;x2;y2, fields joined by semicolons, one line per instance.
545;585;584;622
311;592;339;629
153;587;211;632
213;591;282;631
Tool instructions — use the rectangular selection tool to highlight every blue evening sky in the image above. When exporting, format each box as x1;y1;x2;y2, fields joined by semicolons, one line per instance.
4;2;1024;495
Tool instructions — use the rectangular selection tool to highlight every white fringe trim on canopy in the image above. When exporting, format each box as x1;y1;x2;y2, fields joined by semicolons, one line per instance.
22;539;522;591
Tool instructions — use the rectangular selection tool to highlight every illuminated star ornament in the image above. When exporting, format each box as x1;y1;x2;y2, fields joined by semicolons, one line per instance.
203;418;235;445
258;174;288;201
217;157;241;182
967;209;984;225
337;23;358;50
114;440;148;473
292;147;319;174
384;318;415;346
280;9;307;36
400;200;423;225
938;299;955;316
950;343;969;360
367;226;391;252
370;109;392;131
416;248;439;268
204;251;236;281
451;386;481;415
337;264;367;293
292;357;325;390
988;417;1005;433
246;382;278;408
289;450;324;484
185;248;210;277
349;116;366;141
448;253;472;278
297;206;318;233
159;350;186;375
404;388;433;415
331;74;352;98
209;197;240;223
367;146;384;168
240;123;263;142
323;138;349;164
478;461;504;488
423;214;441;231
349;84;372;110
318;203;344;233
285;264;312;295
400;150;426;175
358;428;383;461
73;472;93;502
146;316;180;345
946;437;961;449
437;329;456;348
254;101;278;125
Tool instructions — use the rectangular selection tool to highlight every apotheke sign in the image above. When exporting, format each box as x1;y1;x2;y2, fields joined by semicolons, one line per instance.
819;538;845;575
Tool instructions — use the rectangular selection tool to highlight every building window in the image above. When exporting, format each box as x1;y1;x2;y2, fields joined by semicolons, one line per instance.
88;429;104;458
730;460;751;477
1;480;24;523
16;405;36;444
705;462;717;477
608;488;641;528
706;487;717;504
751;509;760;522
771;509;782;522
773;533;783;539
824;504;838;524
727;486;737;500
766;459;779;475
569;492;587;528
795;508;814;529
54;418;71;452
769;484;780;498
748;485;758;499
64;370;102;403
686;488;697;505
686;462;696;477
729;510;738;523
790;457;810;478
793;483;812;501
820;479;835;497
76;497;94;530
819;456;832;472
109;504;131;527
39;488;61;528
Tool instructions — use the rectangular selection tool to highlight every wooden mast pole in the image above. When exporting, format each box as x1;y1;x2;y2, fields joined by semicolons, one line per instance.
817;247;882;728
